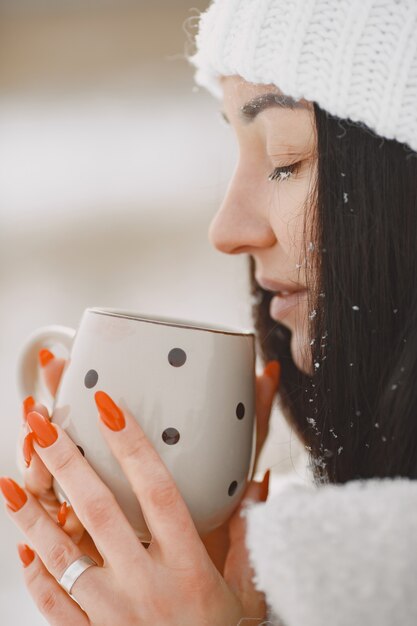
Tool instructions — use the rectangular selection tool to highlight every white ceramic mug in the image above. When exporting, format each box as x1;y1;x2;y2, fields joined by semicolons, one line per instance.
17;307;256;542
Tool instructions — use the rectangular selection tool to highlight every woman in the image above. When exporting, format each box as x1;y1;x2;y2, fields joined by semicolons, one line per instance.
2;0;417;624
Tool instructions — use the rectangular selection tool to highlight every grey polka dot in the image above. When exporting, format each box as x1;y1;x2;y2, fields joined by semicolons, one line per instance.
84;369;98;389
236;403;245;420
168;348;187;367
228;481;238;497
162;428;180;445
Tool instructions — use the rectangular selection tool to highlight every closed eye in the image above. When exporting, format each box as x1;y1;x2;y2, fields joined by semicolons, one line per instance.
268;163;301;182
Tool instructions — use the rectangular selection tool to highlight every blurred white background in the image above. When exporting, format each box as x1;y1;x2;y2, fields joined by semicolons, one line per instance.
0;1;307;623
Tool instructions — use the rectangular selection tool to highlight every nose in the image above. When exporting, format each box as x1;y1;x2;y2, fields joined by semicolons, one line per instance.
208;168;277;255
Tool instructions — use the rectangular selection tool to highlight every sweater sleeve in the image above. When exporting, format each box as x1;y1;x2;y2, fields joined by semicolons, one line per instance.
243;476;417;626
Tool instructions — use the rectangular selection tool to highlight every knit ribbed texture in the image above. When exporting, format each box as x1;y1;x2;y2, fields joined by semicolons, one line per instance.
191;0;417;154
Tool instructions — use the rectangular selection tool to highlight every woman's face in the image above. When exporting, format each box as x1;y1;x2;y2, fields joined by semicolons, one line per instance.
209;76;318;375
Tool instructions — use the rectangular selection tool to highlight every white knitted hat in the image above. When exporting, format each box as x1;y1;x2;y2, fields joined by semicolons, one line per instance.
190;0;417;154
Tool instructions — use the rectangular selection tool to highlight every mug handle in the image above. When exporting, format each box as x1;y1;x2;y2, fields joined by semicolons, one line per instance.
17;325;76;409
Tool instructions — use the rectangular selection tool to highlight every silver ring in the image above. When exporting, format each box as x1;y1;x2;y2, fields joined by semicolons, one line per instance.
58;555;97;596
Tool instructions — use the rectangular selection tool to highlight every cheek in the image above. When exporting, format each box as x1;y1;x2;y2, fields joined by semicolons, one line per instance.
270;180;310;259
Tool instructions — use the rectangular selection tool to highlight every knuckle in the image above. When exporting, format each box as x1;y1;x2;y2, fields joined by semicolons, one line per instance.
47;542;73;575
53;447;78;476
122;431;147;463
37;588;59;616
149;481;179;511
24;510;43;535
83;492;115;529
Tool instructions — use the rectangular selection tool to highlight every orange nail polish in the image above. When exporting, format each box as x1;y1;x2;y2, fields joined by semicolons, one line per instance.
17;543;35;568
57;502;68;527
39;348;54;368
23;432;35;468
260;469;270;501
22;396;35;422
0;477;28;512
27;411;58;448
95;391;125;431
264;361;281;387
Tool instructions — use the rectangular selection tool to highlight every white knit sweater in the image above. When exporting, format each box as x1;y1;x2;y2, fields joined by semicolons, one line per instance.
243;476;417;626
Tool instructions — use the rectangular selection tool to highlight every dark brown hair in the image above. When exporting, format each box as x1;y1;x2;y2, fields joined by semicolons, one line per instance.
250;104;417;484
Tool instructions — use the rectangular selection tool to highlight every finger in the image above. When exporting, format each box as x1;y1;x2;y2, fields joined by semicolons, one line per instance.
95;391;203;566
224;472;270;619
229;470;270;543
26;411;141;569
57;502;86;546
21;402;54;498
18;400;53;494
252;362;280;477
18;544;89;626
256;361;281;440
20;430;86;545
0;478;105;610
22;396;36;422
39;349;67;398
23;449;54;499
19;400;87;545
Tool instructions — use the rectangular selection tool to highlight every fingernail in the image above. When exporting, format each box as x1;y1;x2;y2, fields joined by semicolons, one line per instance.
27;411;58;447
95;391;125;431
264;361;281;387
57;502;68;527
17;543;35;568
260;469;270;501
0;477;28;512
23;432;35;468
22;396;35;422
39;348;54;368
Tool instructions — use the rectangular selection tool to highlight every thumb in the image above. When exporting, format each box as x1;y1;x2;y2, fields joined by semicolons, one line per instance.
245;469;270;504
224;470;271;620
39;349;67;397
229;470;270;542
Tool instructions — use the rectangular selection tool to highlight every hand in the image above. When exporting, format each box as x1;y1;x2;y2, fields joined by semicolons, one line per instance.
223;471;271;619
201;361;280;574
17;350;100;561
18;352;280;574
3;391;270;625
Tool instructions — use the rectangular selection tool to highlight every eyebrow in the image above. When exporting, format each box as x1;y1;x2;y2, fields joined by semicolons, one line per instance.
222;92;309;124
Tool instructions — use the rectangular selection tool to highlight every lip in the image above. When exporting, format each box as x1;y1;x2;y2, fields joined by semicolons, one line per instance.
269;290;308;321
256;275;306;294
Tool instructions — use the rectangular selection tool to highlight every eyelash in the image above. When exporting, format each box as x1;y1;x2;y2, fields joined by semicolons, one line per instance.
268;163;301;182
